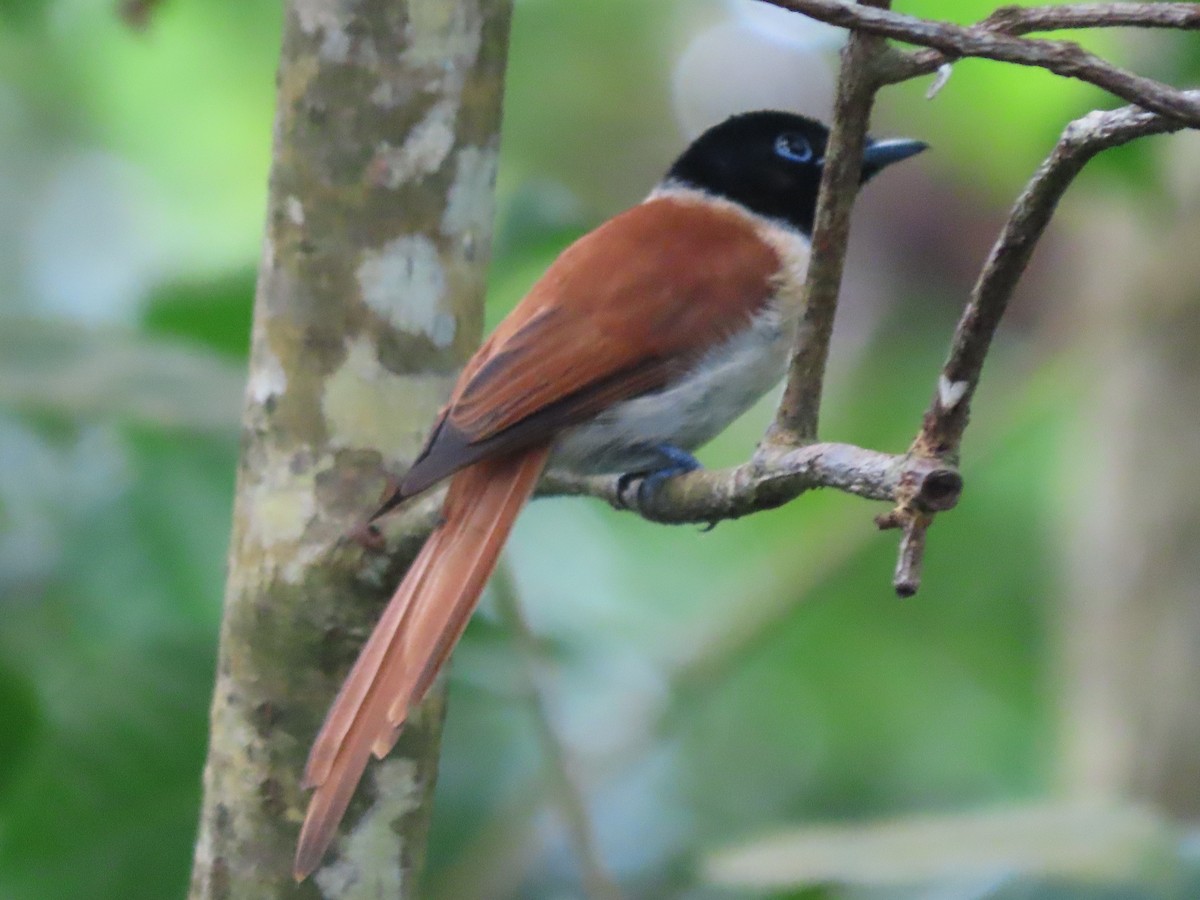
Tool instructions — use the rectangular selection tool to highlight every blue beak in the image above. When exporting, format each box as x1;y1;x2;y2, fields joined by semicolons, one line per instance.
861;137;928;181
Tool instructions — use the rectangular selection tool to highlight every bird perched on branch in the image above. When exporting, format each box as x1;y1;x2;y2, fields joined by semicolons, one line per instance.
294;110;926;879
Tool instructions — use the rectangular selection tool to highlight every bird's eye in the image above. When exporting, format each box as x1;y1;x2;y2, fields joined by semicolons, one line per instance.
775;132;813;163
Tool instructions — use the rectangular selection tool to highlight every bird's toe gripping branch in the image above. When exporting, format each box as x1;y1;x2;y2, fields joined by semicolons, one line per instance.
615;443;704;516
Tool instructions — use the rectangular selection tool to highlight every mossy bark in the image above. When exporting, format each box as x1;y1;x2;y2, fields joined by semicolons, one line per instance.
188;1;513;896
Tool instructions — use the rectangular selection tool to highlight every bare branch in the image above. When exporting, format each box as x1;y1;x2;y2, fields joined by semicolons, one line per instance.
769;1;893;442
875;509;932;597
541;443;962;526
983;3;1200;35
914;92;1199;461
762;0;1200;126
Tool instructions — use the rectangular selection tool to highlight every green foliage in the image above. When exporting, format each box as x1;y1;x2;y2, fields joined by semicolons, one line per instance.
888;1;1138;196
0;0;51;31
0;422;232;899
0;659;39;803
142;269;256;358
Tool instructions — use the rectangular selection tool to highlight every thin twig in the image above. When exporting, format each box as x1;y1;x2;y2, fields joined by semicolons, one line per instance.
491;561;625;900
914;91;1200;462
770;0;894;442
762;0;1200;126
883;511;931;597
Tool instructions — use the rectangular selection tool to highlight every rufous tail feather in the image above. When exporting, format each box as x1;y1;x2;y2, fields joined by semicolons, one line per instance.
294;445;551;880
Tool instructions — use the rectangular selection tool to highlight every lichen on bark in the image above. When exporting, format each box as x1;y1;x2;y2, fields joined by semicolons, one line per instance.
188;1;513;897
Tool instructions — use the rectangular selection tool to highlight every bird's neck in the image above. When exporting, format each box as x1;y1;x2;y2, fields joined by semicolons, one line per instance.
646;181;814;242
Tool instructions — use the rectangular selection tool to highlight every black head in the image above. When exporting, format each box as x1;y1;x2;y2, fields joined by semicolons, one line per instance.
665;110;927;236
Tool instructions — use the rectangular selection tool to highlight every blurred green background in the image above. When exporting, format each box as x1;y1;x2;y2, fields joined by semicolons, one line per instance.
2;1;1200;898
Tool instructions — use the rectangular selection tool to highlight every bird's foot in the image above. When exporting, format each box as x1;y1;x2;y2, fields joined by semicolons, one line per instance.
615;444;702;514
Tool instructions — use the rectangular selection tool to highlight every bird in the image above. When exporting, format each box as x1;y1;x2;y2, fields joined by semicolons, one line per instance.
294;110;926;879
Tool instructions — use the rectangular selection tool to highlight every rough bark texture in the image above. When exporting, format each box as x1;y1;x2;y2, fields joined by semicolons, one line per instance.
1060;137;1200;816
188;1;513;897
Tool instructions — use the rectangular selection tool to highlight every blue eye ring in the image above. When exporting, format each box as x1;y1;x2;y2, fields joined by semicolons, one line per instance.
775;132;813;163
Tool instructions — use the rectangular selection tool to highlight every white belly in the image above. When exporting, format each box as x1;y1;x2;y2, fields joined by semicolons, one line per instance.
549;305;794;475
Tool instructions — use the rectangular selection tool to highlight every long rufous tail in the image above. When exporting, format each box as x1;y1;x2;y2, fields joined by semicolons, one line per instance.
294;445;552;880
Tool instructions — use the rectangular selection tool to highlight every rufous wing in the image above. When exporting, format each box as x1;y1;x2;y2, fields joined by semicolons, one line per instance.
395;196;782;499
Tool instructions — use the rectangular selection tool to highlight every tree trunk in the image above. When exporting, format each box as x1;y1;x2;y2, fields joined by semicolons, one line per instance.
188;1;513;896
1059;136;1200;816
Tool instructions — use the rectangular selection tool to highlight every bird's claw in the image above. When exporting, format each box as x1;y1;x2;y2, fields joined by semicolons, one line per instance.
614;444;702;517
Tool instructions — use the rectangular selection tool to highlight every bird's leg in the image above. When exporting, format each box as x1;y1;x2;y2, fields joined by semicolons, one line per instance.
615;443;703;512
